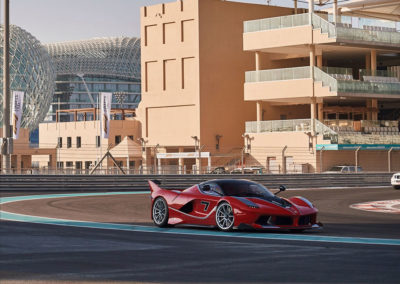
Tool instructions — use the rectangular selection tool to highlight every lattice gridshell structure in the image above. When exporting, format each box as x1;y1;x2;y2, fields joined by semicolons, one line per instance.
45;37;141;79
0;25;55;130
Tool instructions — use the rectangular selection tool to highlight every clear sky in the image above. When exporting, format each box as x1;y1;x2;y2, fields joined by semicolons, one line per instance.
8;0;312;44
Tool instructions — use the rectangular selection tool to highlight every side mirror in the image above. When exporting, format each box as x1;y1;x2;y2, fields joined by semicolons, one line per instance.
276;185;286;195
202;184;211;192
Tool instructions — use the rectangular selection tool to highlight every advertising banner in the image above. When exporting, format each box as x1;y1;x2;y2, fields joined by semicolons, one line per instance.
11;91;24;139
100;92;112;138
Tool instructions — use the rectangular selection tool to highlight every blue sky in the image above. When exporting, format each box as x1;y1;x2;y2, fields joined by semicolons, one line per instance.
8;0;311;44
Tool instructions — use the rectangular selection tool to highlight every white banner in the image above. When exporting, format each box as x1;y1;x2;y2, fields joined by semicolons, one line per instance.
157;152;210;159
12;91;24;139
100;92;112;138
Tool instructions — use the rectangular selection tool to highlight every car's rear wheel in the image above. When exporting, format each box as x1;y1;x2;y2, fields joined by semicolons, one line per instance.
216;202;234;231
152;197;169;227
393;185;400;190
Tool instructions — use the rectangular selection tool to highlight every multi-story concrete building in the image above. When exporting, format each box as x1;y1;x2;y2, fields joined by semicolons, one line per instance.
36;109;142;172
139;0;400;173
137;0;295;172
242;0;400;172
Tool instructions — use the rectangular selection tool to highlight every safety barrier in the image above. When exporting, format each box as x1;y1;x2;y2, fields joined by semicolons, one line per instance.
0;173;393;191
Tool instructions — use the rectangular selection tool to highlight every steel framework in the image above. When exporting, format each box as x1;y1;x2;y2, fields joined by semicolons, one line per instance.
46;37;141;79
0;25;55;130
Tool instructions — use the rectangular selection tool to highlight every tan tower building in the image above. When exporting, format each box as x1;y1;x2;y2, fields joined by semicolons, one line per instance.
138;0;294;172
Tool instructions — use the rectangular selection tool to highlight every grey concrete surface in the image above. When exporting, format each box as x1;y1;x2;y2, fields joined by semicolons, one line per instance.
1;186;400;283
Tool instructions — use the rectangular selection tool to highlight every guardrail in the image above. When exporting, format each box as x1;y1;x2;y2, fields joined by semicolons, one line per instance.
0;173;393;191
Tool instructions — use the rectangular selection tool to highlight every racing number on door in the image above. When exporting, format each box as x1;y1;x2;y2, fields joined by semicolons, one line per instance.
201;201;210;211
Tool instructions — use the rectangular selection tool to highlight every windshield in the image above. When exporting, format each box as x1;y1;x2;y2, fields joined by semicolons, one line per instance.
215;180;274;198
328;166;343;172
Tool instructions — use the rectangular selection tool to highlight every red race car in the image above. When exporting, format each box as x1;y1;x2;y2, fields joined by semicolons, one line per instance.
149;179;322;232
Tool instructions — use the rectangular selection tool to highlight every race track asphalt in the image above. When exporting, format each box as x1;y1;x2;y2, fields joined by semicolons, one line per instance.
1;186;400;283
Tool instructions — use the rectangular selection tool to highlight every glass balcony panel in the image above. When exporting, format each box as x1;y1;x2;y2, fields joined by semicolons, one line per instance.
245;66;311;83
359;69;399;78
244;13;309;33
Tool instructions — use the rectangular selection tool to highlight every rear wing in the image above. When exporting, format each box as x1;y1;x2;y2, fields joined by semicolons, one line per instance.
148;180;185;194
148;180;163;193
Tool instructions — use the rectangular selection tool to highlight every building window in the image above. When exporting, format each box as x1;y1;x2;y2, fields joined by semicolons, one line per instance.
128;135;134;140
76;161;82;170
67;137;72;148
76;136;81;148
115;135;121;145
85;161;92;169
57;137;62;148
96;135;100;148
56;162;64;169
129;161;135;168
66;161;73;167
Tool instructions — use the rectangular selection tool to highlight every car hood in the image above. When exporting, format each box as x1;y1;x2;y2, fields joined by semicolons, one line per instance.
232;195;313;215
233;195;291;208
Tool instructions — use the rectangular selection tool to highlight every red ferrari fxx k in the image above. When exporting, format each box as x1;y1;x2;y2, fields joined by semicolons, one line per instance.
149;179;322;232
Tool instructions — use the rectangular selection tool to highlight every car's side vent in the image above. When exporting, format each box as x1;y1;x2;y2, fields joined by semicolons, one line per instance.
179;202;194;213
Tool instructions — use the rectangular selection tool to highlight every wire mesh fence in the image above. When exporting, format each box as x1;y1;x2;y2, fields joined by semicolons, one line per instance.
2;144;399;175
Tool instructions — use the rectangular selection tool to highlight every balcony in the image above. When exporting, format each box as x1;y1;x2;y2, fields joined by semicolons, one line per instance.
244;13;400;50
245;119;338;143
245;119;400;146
244;66;400;100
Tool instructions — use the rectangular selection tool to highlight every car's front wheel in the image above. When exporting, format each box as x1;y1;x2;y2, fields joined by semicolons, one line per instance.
216;202;234;231
152;197;169;227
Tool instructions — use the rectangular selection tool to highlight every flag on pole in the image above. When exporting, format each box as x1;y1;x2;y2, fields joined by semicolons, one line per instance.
12;91;24;139
100;92;112;138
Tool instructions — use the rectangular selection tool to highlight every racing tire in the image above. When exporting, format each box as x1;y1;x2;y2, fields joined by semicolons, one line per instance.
393;186;400;190
290;229;305;233
152;197;169;227
216;202;234;231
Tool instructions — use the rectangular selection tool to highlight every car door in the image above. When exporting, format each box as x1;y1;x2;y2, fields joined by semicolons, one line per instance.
190;183;221;225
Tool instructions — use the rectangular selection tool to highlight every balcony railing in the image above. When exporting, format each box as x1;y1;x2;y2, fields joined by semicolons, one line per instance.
244;13;309;33
245;119;400;145
246;66;400;96
245;66;310;82
244;13;400;46
245;119;338;142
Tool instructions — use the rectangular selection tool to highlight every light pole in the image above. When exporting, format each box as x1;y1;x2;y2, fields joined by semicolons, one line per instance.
191;136;201;174
154;144;159;174
2;0;10;172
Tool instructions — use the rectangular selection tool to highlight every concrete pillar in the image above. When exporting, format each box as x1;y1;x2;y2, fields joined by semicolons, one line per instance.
178;147;184;174
255;52;260;71
317;55;323;68
311;97;317;134
308;0;314;24
294;0;298;14
372;99;378;120
310;45;315;79
318;102;324;121
256;101;262;133
371;49;377;73
365;54;371;70
255;51;261;82
333;0;338;23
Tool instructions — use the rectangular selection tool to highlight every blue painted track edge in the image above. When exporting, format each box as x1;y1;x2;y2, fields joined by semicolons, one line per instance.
1;191;400;246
